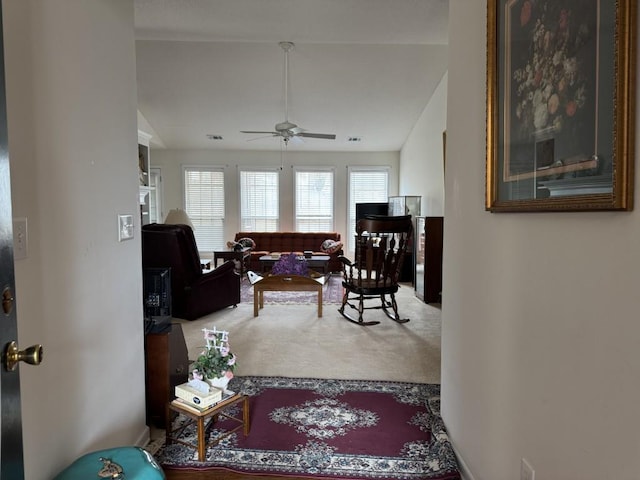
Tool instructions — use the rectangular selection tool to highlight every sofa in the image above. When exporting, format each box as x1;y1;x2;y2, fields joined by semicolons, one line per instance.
233;231;344;273
142;223;241;320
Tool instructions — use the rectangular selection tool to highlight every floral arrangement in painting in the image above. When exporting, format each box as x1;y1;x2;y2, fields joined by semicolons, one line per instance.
511;2;590;139
271;252;309;277
191;327;237;381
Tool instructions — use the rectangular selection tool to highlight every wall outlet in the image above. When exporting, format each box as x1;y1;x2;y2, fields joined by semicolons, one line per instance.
13;217;27;260
521;458;535;480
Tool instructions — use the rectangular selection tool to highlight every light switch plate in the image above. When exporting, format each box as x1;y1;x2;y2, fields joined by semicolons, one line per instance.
118;214;134;241
13;217;27;260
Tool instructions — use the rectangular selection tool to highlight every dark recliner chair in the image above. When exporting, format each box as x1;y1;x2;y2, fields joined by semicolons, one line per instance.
142;223;240;320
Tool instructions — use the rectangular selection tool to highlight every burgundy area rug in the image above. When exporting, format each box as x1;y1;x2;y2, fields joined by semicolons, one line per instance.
240;273;345;305
156;376;461;480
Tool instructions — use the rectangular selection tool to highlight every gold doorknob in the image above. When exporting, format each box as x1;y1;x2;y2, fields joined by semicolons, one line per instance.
5;341;43;371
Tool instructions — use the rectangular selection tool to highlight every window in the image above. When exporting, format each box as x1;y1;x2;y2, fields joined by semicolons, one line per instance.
295;168;334;231
347;167;389;251
183;166;225;252
240;168;279;231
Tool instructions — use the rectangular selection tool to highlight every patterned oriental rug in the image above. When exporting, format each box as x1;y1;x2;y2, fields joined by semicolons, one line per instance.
240;273;345;305
156;376;461;480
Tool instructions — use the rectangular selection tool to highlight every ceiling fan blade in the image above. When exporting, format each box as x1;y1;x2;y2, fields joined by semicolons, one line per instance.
298;132;336;140
246;134;277;142
241;130;278;135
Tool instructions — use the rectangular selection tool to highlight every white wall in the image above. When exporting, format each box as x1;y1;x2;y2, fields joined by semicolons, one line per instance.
4;1;147;478
400;71;447;217
150;149;400;244
443;2;640;479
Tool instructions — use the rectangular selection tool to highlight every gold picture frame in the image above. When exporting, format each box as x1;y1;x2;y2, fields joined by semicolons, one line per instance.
486;0;636;212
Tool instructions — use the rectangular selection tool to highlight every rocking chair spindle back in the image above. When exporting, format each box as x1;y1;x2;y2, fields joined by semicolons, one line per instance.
338;215;413;325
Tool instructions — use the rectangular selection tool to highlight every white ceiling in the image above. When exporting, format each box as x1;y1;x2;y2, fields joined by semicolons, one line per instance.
134;0;449;152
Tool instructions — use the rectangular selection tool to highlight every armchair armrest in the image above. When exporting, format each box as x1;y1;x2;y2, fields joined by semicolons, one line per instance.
338;255;354;278
201;259;237;281
337;255;352;267
182;260;241;320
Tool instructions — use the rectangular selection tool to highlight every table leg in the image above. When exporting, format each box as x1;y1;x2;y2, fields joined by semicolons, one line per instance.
165;407;173;445
197;416;206;461
243;396;250;435
241;254;249;276
318;286;323;317
253;288;259;317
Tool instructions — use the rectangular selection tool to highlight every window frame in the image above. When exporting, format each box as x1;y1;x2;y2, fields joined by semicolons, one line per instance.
293;166;335;232
181;165;226;253
238;166;280;232
347;166;390;252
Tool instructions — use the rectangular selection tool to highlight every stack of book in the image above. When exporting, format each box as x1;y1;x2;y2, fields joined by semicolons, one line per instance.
172;382;237;414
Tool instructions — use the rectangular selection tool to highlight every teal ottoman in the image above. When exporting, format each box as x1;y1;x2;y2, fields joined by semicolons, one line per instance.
54;446;165;479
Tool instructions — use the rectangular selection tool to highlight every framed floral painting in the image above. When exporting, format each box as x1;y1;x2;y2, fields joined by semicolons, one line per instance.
486;0;636;212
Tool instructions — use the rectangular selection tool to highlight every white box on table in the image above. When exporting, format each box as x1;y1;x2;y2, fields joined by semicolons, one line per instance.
175;383;223;409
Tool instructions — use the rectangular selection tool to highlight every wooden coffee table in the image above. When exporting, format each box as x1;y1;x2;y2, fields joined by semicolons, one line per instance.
253;274;326;317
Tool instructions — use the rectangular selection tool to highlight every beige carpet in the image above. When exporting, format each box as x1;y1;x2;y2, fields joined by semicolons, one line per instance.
175;277;442;384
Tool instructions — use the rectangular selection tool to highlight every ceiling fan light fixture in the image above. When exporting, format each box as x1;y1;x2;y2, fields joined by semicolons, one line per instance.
275;121;297;132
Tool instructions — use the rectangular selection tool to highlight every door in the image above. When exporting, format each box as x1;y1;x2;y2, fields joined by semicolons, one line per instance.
0;2;24;477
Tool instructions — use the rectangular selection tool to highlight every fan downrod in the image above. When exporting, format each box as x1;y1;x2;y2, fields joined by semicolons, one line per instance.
239;41;335;142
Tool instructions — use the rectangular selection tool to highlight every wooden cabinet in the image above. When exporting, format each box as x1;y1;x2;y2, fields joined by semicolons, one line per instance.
144;323;189;427
415;217;426;298
415;217;443;303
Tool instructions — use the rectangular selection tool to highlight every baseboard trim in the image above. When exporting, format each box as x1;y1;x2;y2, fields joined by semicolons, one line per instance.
134;425;151;448
451;441;476;480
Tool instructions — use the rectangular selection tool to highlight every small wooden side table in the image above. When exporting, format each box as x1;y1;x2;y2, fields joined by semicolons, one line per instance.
213;249;251;276
166;394;250;461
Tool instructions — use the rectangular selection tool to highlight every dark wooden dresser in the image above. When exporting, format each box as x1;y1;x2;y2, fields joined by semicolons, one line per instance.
415;216;444;303
144;323;189;427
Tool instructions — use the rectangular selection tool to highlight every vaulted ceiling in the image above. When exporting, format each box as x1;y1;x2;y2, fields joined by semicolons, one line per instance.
134;0;449;152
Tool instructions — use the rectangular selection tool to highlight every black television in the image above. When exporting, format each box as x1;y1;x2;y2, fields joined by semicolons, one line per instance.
355;202;388;221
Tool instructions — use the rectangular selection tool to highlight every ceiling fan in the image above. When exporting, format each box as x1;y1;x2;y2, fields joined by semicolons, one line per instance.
241;41;336;144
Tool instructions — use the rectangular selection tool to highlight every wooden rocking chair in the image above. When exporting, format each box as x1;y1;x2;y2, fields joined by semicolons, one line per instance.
338;215;413;325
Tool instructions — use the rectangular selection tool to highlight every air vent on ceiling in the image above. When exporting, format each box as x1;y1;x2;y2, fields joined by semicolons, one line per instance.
206;134;223;140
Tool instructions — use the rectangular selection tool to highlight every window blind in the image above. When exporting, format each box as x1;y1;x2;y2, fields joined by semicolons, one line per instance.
183;167;225;252
295;170;334;232
240;169;279;232
348;168;389;250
